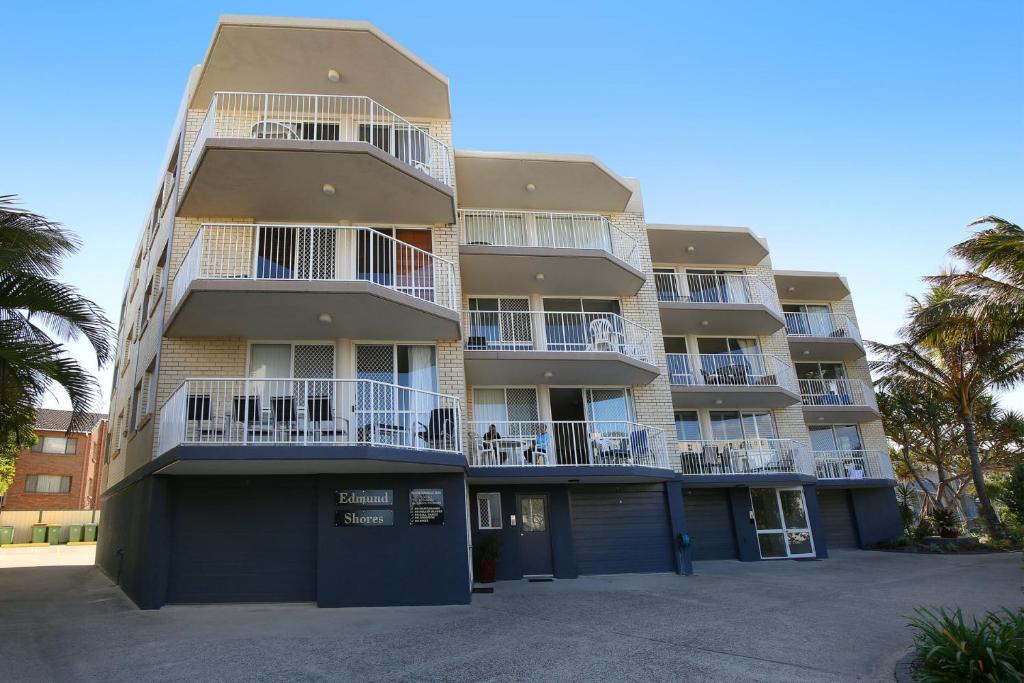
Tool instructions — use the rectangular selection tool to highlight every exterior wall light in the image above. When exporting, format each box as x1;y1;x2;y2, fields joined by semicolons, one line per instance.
322;183;336;196
327;69;341;82
525;183;536;192
318;313;333;324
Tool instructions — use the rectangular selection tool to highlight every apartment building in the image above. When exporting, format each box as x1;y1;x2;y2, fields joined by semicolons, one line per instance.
2;409;107;511
98;15;902;609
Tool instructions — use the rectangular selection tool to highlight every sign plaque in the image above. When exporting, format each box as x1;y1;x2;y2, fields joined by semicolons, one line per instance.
335;489;393;506
410;489;445;526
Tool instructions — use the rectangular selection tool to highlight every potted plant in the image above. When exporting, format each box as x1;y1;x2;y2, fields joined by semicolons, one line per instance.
929;507;960;539
476;535;501;583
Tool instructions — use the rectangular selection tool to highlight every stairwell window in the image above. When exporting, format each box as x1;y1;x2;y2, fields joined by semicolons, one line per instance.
477;492;502;530
25;475;71;493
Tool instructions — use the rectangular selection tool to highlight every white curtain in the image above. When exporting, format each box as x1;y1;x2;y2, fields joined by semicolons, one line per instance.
406;346;438;429
248;344;291;408
473;389;508;430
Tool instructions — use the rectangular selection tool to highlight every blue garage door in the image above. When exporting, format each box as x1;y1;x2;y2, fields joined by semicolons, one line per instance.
683;489;738;560
570;485;674;574
817;489;860;549
168;476;317;603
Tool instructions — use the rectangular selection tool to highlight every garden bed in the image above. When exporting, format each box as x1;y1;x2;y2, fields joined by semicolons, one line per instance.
867;536;1021;553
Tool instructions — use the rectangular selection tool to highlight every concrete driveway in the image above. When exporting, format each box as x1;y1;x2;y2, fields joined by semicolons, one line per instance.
0;547;1020;682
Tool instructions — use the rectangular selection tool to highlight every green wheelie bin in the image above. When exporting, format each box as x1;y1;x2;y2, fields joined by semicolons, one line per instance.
31;523;48;543
0;526;13;545
67;524;83;543
47;525;61;545
83;523;98;542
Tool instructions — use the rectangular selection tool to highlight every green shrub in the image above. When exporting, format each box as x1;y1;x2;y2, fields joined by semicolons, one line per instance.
929;507;961;537
913;517;934;541
908;607;1024;682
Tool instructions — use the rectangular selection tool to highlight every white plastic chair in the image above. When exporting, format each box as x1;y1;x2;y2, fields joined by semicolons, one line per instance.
588;318;619;352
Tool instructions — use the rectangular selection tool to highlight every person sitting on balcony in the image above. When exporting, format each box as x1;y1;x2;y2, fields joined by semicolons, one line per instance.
483;423;505;463
483;424;501;442
525;424;550;465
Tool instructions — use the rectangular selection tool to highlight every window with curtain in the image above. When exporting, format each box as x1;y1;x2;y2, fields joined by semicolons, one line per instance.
585;389;633;426
710;410;776;441
536;214;610;250
809;424;862;451
685;269;746;304
472;388;538;438
31;436;77;454
25;475;71;493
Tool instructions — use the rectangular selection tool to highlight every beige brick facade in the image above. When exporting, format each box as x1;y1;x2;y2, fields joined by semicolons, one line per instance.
103;21;889;490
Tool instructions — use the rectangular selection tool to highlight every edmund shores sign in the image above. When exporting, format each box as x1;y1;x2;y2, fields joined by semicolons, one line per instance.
335;509;394;527
335;489;393;506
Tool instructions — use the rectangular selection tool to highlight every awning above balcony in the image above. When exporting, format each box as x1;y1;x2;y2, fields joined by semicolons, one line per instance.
454;151;634;213
647;225;769;266
774;270;850;301
189;16;451;119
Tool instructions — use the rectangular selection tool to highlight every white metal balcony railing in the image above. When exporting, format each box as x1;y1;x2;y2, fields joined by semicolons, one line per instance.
784;312;862;344
184;92;454;187
814;450;894;480
170;223;458;312
157;378;463;457
799;378;878;410
666;353;798;391
655;273;782;315
459;209;642;270
678;439;815;476
468;420;671;469
463;310;655;364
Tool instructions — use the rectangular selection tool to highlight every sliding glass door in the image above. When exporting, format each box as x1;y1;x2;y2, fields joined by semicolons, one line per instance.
750;488;815;558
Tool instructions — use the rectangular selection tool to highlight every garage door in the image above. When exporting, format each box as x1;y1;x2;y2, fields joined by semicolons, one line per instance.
683;489;738;560
570;485;674;575
817;489;860;549
168;477;317;603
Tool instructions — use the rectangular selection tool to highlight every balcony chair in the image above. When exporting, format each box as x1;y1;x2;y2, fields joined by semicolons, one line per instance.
231;396;274;441
473;436;498;466
418;408;457;450
185;394;222;438
270;396;297;438
251;120;300;140
302;396;348;442
588;318;622;353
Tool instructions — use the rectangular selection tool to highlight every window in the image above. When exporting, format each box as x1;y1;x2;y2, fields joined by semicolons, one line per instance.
684;269;747;304
477;492;502;530
133;364;155;429
709;411;777;441
472;388;539;439
795;362;847;380
809;424;863;451
674;411;702;441
782;303;832;336
32;436;77;454
25;475;71;493
542;298;621;352
467;298;531;350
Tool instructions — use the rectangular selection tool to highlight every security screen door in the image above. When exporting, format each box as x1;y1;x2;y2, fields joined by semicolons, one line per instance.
749;488;815;559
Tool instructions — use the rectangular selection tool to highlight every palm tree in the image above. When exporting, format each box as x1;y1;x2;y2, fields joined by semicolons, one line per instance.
0;195;113;437
939;216;1024;307
870;283;1024;539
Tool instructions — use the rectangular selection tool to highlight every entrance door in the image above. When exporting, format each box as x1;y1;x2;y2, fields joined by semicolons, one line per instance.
750;488;816;559
517;494;553;576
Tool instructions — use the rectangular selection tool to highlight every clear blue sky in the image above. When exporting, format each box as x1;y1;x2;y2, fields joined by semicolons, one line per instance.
2;1;1022;412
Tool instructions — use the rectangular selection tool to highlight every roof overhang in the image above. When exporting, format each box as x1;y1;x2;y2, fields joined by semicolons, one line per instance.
189;16;451;119
454;151;633;212
647;225;769;266
774;270;850;301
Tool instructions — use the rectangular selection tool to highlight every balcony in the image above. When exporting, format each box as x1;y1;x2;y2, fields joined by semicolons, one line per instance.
678;439;815;477
462;311;658;385
459;210;645;296
655;273;784;336
784;312;865;360
468;420;671;471
166;223;460;339
178;92;455;224
799;379;880;422
156;377;465;473
814;450;894;481
667;353;801;409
